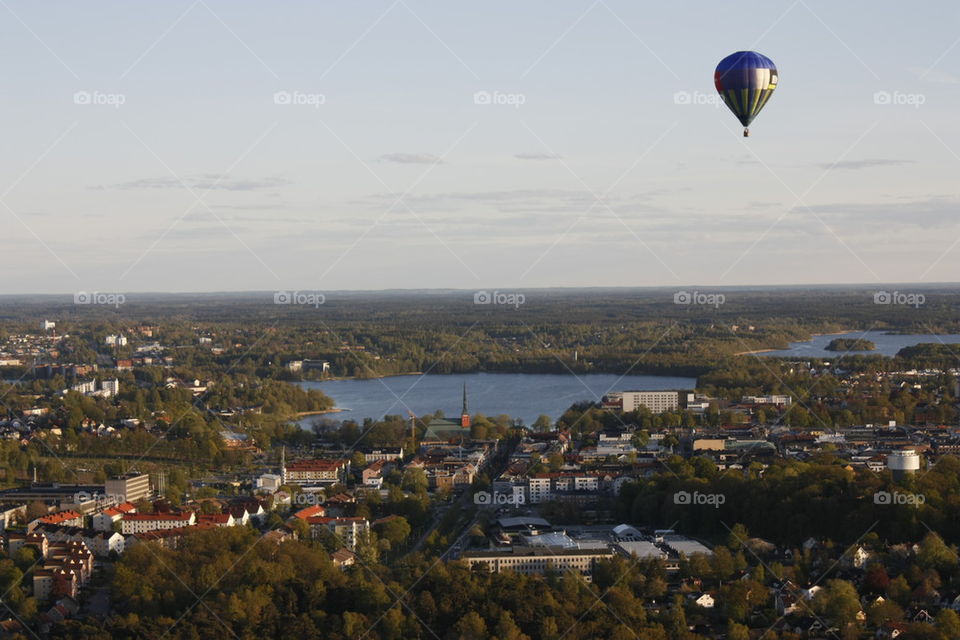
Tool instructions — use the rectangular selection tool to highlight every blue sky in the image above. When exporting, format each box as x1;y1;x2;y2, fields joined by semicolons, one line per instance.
1;1;959;294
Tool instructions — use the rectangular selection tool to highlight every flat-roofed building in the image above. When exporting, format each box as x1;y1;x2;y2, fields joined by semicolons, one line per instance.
462;546;614;581
604;390;690;413
615;540;668;561
662;535;712;557
105;473;151;504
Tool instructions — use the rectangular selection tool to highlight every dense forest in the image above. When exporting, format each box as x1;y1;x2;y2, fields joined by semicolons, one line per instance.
3;287;960;382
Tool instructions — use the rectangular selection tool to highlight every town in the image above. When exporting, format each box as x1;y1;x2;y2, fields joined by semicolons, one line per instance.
1;305;960;639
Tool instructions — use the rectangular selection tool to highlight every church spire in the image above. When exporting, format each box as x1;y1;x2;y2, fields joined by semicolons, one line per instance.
460;382;471;428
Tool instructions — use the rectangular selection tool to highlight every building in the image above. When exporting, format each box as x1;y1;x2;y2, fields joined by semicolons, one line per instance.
104;334;128;347
33;511;84;530
524;473;603;504
282;459;349;486
462;546;615;581
120;512;195;535
741;394;791;406
99;378;120;397
604;390;690;413
197;513;236;528
306;517;369;550
40;320;56;331
256;473;283;492
92;503;136;532
331;548;357;570
0;505;26;532
105;473;151;504
662;535;712;557
888;449;921;478
302;360;330;374
360;447;403;463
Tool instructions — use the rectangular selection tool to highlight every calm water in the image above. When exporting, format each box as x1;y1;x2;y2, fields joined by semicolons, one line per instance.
758;331;960;358
298;372;696;426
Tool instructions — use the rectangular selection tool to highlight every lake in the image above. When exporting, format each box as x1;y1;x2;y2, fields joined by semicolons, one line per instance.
297;372;697;426
757;331;960;358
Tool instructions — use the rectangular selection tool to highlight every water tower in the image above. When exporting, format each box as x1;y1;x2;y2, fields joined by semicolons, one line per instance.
887;449;920;480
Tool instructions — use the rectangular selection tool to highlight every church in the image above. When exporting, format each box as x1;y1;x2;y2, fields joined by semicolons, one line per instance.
420;383;473;444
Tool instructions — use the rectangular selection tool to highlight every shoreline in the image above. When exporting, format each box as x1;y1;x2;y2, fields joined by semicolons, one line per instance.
295;408;348;417
734;328;854;357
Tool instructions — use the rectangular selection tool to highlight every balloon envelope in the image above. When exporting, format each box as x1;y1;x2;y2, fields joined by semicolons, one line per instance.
714;51;778;128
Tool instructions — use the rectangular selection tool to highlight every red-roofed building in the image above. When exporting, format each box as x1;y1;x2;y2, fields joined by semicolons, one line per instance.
292;504;326;520
92;502;137;532
197;513;235;528
120;512;195;535
283;459;349;486
33;510;83;530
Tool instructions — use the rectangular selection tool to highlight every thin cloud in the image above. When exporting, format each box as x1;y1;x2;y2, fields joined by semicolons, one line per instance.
101;174;292;191
909;66;960;84
818;159;913;171
514;152;562;160
376;153;443;165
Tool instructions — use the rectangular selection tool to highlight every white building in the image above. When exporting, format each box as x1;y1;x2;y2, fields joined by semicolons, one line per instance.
40;320;56;331
120;512;195;535
615;390;688;413
463;546;615;581
742;395;792;406
256;473;283;492
100;378;120;397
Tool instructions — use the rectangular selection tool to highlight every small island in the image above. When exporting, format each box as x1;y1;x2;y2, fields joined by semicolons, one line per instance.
826;338;876;352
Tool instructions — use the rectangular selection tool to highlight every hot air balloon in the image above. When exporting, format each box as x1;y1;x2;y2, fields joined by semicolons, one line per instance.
714;51;778;137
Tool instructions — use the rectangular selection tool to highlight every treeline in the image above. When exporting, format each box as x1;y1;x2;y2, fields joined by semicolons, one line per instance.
617;455;960;544
50;527;683;640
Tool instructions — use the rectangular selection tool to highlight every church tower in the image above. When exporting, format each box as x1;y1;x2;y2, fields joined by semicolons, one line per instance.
460;382;471;428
